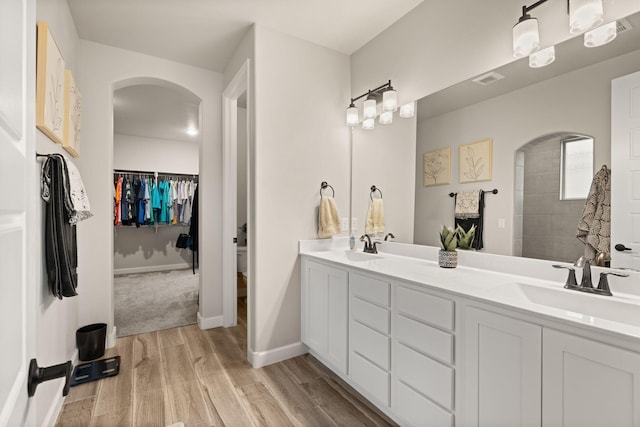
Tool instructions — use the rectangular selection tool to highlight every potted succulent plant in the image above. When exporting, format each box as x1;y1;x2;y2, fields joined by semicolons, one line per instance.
439;225;458;268
456;224;476;250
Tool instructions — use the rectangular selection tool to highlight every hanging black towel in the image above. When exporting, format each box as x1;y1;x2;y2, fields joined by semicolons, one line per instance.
188;185;199;274
41;155;78;299
454;190;485;250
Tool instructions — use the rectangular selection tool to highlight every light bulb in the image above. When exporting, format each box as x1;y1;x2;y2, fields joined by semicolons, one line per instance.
513;15;540;58
379;111;393;125
529;46;555;68
569;0;603;34
362;117;375;130
584;21;617;47
363;97;377;119
382;88;398;112
399;102;415;118
346;104;359;126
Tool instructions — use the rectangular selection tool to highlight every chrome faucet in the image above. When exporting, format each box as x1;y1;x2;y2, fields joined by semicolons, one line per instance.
553;256;628;296
360;234;380;254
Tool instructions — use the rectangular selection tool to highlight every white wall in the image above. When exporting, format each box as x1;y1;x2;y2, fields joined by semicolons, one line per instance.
252;25;351;353
77;40;223;344
414;49;640;255
34;1;81;424
113;133;198;273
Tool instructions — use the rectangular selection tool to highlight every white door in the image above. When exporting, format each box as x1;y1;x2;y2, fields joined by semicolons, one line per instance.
611;70;640;269
0;0;36;425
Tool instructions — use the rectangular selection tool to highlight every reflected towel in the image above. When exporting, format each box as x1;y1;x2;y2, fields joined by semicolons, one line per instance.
455;190;481;219
576;166;611;262
365;198;385;234
318;196;341;238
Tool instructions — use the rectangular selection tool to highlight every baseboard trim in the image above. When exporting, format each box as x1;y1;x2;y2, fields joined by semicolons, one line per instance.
197;312;223;329
44;349;78;427
248;342;308;369
114;264;191;275
107;325;117;348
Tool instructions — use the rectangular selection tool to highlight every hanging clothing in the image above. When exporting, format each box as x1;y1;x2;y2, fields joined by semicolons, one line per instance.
41;154;79;299
577;166;611;262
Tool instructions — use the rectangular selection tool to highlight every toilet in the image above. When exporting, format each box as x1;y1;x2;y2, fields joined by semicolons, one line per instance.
237;246;247;297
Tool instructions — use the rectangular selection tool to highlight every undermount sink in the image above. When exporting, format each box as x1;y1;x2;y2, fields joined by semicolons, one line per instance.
344;250;382;262
492;282;640;327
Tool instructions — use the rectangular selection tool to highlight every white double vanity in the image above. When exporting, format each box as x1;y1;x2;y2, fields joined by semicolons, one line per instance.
300;239;640;427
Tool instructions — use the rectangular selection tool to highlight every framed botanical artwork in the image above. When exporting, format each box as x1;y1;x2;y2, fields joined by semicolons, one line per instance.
36;21;65;144
459;138;492;183
63;70;81;157
423;147;451;186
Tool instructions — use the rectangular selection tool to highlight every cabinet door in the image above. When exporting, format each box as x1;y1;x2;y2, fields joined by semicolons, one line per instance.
301;260;348;374
464;307;542;427
543;329;640;427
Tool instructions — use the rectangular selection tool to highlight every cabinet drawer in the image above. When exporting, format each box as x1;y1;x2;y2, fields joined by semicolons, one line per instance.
393;379;453;427
352;297;390;335
350;351;390;407
396;314;453;364
395;343;454;410
351;273;390;307
351;321;390;370
396;285;454;331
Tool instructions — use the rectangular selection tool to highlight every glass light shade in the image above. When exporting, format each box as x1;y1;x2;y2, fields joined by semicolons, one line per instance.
584;21;617;47
346;105;359;126
363;98;377;119
399;102;415;118
382;89;398;112
529;46;555;68
362;117;375;130
379;111;393;125
569;0;603;33
513;16;540;58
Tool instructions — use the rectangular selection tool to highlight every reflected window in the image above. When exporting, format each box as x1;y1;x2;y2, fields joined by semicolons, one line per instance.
561;136;593;200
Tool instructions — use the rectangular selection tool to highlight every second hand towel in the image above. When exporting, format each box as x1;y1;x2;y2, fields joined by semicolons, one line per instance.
365;198;385;235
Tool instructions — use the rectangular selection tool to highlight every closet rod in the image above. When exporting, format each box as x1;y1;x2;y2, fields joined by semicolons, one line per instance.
113;169;198;178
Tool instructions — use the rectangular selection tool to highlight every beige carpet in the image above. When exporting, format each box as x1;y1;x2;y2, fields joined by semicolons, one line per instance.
114;269;198;337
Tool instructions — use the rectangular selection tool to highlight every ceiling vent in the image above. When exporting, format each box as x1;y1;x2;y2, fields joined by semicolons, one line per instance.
617;18;633;34
472;71;505;86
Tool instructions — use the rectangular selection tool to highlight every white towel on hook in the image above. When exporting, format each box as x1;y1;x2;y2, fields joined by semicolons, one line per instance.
318;196;341;238
65;159;93;224
365;198;385;234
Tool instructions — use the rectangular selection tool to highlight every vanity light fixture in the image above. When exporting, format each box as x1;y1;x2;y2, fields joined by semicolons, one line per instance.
529;45;556;67
345;80;411;129
584;21;617;47
186;127;199;136
513;0;608;59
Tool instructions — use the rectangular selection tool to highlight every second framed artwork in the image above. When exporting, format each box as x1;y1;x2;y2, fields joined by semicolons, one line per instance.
459;138;492;183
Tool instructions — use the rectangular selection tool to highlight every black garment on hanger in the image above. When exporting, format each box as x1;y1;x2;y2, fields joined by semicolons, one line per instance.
42;155;78;299
188;185;199;274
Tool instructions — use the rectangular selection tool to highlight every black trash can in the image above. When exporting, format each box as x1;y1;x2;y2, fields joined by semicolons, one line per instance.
76;323;107;361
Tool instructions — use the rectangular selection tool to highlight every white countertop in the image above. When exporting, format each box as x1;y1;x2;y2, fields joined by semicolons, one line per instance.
300;239;640;342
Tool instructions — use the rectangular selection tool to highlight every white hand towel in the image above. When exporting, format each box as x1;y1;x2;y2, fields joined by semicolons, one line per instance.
365;198;385;234
64;158;93;224
455;190;481;219
318;196;341;238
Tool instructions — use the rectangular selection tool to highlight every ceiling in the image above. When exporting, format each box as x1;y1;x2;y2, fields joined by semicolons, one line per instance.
68;0;423;142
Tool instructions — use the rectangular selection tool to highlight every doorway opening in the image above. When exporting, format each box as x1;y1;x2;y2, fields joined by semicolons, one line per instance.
112;81;202;337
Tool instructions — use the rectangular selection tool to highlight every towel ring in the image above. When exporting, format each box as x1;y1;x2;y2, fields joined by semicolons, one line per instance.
370;185;383;201
320;181;335;198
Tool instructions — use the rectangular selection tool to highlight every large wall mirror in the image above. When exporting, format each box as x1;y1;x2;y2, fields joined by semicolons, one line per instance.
413;10;640;264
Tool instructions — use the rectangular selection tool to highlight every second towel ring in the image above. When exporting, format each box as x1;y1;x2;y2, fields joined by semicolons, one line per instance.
370;185;383;201
320;181;335;198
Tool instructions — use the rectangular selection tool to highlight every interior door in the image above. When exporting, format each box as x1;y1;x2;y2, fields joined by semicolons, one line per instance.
0;0;36;425
611;70;640;269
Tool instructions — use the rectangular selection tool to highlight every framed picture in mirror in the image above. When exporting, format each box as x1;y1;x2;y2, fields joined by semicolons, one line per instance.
423;147;451;186
459;138;492;183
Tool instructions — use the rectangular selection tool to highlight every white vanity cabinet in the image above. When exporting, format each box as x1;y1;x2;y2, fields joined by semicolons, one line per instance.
300;258;348;374
349;272;392;407
392;283;456;427
463;306;542;427
542;329;640;427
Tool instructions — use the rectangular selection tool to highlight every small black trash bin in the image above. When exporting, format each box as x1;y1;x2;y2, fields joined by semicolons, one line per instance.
76;323;107;361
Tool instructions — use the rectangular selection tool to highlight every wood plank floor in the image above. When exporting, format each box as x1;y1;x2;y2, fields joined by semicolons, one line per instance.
56;299;397;426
